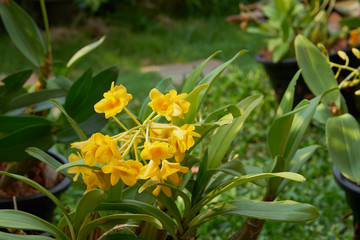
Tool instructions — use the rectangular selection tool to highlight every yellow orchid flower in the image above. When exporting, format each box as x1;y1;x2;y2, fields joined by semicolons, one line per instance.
140;141;173;165
72;133;121;166
170;124;200;162
148;89;189;121
94;82;132;119
102;159;143;186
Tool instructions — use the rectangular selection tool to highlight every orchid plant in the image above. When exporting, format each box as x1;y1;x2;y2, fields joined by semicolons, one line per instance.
0;48;321;239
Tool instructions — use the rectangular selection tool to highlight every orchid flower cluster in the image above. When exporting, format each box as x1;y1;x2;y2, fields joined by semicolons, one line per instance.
67;82;200;196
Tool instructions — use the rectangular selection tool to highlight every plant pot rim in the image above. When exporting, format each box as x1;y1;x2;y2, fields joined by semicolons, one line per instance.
0;151;71;204
333;166;360;195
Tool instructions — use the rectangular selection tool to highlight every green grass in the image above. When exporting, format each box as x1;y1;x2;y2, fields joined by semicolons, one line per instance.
1;12;355;240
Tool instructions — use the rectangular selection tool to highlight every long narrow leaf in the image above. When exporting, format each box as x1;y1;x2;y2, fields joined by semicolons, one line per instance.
51;99;87;141
181;50;221;93
0;210;68;240
186;200;319;237
0;0;46;66
0;231;53;240
25;147;72;179
67;36;106;68
0;171;75;239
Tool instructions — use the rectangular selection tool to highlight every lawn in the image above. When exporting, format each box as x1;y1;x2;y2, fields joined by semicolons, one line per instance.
0;4;354;239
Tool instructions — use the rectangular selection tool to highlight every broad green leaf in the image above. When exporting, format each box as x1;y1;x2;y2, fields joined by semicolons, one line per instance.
0;124;54;162
283;95;322;162
74;189;108;233
339;17;360;29
78;214;162;240
67;36;106;68
0;0;46;67
191;172;306;216
97;200;178;239
51;98;87;141
295;35;340;106
0;171;75;239
0;69;32;113
197;50;248;108
277;145;321;194
0;231;53;240
0;210;68;240
267;101;309;159
139;181;191;222
209;159;245;177
64;67;118;123
181;51;221;93
48;76;73;90
207;94;263;169
187;200;319;235
276;70;301;116
7;89;67;111
326;114;360;183
56;159;101;172
204;104;241;123
25;147;72;179
0;115;52;137
139;77;174;121
183;84;208;124
56;112;107;143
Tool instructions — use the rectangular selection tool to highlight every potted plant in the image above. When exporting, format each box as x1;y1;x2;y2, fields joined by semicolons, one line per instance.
295;34;360;239
229;0;360;105
0;50;320;239
0;0;117;220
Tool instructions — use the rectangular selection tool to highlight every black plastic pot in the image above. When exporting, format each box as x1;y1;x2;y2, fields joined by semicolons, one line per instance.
333;166;360;240
257;46;360;117
0;151;71;221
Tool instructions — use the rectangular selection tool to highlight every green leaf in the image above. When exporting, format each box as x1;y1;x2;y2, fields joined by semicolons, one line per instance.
276;70;301;116
339;17;360;29
272;43;290;63
204;104;241;123
51;98;87;141
0;210;68;240
0;115;52;137
78;213;162;240
74;189;108;233
64;66;118;123
295;35;340;106
0;171;75;239
0;0;46;67
0;69;32;113
192;172;306;216
277;145;321;194
187;200;319;234
197;50;248;108
25;147;72;179
209;159;245;177
0;124;54;162
207;94;263;169
267;101;309;159
181;50;221;93
0;231;54;240
182;84;208;124
56;159;101;172
326;114;360;183
97;200;178;239
283;95;322;162
67;36;106;68
7;89;67;111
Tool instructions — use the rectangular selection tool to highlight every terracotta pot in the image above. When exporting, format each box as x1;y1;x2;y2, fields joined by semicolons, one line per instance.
0;151;71;221
333;166;360;240
257;45;360;118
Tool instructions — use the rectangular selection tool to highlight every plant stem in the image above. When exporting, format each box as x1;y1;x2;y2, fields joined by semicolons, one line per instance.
228;218;266;240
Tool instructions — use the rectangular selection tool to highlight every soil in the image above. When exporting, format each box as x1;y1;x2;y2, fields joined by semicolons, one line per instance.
0;161;64;199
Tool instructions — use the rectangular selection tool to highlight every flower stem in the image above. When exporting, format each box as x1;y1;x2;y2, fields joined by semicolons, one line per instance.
112;116;128;131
